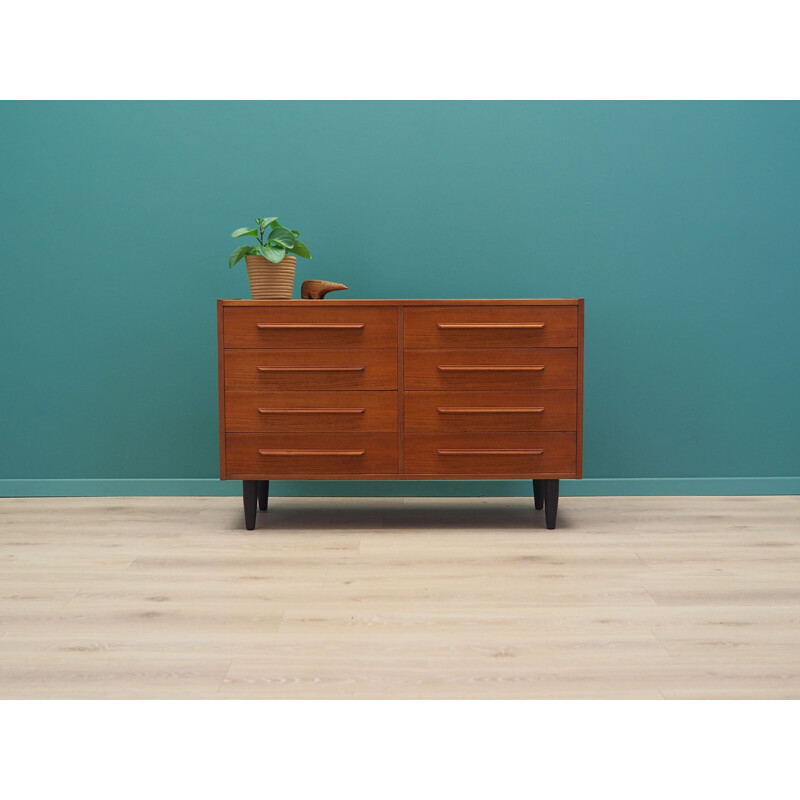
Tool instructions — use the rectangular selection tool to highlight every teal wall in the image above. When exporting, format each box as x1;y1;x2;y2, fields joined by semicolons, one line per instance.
1;101;798;496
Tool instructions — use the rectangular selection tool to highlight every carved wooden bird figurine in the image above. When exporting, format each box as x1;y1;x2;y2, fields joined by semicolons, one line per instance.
301;280;349;299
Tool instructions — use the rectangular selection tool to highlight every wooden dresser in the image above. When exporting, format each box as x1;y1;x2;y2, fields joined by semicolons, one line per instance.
217;299;584;530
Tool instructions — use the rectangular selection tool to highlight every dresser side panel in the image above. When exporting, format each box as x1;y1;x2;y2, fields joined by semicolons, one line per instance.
217;299;228;480
398;304;405;474
576;298;584;478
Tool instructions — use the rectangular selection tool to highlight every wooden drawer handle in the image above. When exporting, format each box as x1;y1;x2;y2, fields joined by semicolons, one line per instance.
256;323;365;329
437;322;545;329
258;407;366;415
437;365;544;372
257;366;365;372
437;407;544;414
258;449;366;456
437;449;544;455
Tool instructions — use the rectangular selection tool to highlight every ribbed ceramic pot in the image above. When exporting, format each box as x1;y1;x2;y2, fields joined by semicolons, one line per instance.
245;255;297;299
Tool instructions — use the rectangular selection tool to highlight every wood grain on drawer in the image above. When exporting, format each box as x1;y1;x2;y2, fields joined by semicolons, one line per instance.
404;432;577;476
404;306;577;348
223;306;398;349
226;433;398;476
404;390;577;433
404;348;577;390
225;349;397;390
225;391;397;433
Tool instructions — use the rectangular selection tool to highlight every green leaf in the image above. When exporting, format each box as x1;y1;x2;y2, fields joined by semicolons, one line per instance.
256;217;278;229
290;229;300;237
232;227;258;239
268;218;283;229
228;245;252;267
291;240;311;259
256;244;287;263
267;225;297;248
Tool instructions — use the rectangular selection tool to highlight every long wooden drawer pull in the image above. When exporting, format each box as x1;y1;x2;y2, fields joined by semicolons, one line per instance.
437;322;545;329
258;449;366;456
437;449;545;455
257;407;366;415
437;407;544;414
256;323;365;329
257;366;366;372
437;365;544;372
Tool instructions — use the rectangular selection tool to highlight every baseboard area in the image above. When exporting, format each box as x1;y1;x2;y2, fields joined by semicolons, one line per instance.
1;477;798;497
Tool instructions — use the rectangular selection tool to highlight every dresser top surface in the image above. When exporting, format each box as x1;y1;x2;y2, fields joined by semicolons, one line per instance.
220;299;582;307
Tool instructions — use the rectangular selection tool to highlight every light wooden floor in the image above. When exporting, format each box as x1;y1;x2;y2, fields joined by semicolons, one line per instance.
1;495;799;699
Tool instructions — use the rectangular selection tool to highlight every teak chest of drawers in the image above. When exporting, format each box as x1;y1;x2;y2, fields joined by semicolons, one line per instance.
217;299;584;530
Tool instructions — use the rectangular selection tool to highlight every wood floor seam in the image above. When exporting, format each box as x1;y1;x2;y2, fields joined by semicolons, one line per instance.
216;660;234;693
649;627;674;657
60;591;81;609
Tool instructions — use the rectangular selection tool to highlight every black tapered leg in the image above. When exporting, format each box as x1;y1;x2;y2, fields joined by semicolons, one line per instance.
258;480;269;511
532;480;544;510
544;479;560;530
243;480;258;530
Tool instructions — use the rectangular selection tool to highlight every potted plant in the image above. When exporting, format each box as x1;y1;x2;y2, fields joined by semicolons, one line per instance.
229;217;312;299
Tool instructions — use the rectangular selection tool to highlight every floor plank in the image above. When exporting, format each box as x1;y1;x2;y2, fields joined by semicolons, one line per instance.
1;495;798;699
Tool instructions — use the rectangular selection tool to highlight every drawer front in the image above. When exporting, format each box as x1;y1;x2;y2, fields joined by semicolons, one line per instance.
225;391;397;433
224;306;398;349
404;306;578;348
404;390;576;433
225;349;397;390
226;433;398;476
404;348;577;390
404;432;577;476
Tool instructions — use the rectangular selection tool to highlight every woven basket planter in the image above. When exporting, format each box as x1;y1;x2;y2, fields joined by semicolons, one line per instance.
245;255;297;299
